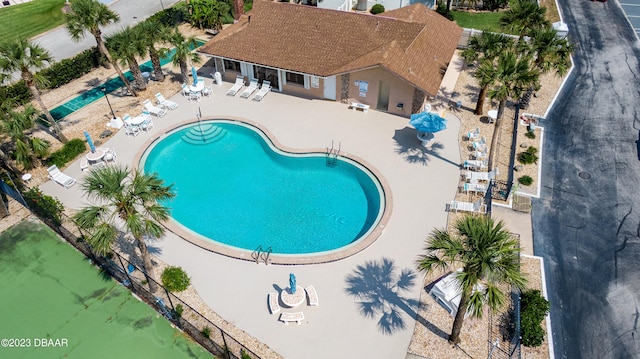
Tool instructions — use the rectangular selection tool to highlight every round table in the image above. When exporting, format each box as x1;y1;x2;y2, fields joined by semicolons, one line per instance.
86;148;106;162
280;286;305;308
417;131;434;147
488;110;498;123
21;173;32;182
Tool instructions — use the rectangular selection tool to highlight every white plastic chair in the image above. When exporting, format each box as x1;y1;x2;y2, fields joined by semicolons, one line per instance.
467;128;480;140
472;137;486;150
253;81;272;101
143;99;167;117
155;93;178;110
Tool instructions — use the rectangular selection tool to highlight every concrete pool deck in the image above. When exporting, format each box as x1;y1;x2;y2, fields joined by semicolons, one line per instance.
40;83;462;358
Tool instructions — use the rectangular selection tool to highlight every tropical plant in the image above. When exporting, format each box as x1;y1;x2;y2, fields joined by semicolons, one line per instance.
520;289;549;347
0;103;49;169
23;187;65;226
416;215;527;344
47;138;86;168
106;26;147;91
73;165;176;293
371;4;385;14
518;175;533;186
517;146;538;164
528;27;574;76
188;0;230;30
500;0;550;41
65;0;137;96
165;28;201;84
137;20;170;82
161;266;191;292
0;38;67;142
462;32;515;115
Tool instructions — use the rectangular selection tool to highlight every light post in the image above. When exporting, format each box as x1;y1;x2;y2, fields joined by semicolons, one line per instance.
101;86;116;120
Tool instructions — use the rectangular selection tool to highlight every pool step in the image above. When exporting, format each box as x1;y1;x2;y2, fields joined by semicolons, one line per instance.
181;125;227;145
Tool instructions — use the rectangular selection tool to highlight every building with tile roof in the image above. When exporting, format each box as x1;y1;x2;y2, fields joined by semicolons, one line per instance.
198;0;462;115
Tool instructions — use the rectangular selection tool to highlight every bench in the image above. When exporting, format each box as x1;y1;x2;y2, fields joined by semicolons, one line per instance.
350;102;370;113
268;292;280;314
305;285;319;306
279;311;304;325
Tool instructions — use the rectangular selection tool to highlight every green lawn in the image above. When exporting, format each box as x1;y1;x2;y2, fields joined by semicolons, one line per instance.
451;10;513;34
0;0;66;42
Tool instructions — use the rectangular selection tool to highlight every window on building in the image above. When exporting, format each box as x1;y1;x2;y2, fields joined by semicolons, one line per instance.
223;59;241;72
286;72;305;86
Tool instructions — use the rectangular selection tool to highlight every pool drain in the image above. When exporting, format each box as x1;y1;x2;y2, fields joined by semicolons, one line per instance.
578;171;591;180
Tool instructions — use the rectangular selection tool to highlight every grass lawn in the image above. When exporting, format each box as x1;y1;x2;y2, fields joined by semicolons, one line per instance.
451;10;509;34
0;0;66;42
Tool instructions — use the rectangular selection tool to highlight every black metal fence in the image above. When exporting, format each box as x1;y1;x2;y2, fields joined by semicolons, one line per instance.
36;212;262;359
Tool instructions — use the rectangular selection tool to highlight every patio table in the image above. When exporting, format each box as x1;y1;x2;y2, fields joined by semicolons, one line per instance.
86;148;106;163
280;286;305;308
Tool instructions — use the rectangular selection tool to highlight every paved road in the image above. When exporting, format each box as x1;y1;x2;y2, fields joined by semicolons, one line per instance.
32;0;179;62
532;0;640;358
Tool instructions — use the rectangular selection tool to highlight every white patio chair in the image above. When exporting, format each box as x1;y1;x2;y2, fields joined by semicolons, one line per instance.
189;91;201;101
47;165;76;189
466;128;480;140
463;181;488;194
202;84;212;97
473;148;487;160
104;147;117;163
124;121;140;137
143;99;167;117
472;137;486;150
226;75;244;96
181;83;190;96
80;157;89;171
141;117;154;132
155;93;178;110
464;168;498;182
449;198;485;213
240;79;259;98
253;80;272;101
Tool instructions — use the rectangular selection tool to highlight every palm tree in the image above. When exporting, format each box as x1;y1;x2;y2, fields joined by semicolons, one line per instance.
0;38;68;143
74;166;175;293
165;29;201;85
416;215;527;345
528;27;574;76
107;26;147;92
462;32;514;115
0;104;49;170
500;0;550;41
189;0;230;31
137;20;169;82
65;0;137;96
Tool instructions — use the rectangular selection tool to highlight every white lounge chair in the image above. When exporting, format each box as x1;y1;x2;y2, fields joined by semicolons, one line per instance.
155;93;178;110
253;80;272;101
268;292;280;314
463;181;488;194
305;285;319;306
47;165;76;188
226;76;244;96
143;99;167;118
472;137;486;150
473;148;487;160
467;128;480;140
463;159;487;170
240;79;259;98
449;198;486;213
465;168;498;182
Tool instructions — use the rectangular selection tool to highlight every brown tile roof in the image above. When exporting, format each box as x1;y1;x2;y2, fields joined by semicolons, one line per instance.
198;1;462;96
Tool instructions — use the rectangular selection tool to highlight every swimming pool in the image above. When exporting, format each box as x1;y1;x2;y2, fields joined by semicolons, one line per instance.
142;120;386;260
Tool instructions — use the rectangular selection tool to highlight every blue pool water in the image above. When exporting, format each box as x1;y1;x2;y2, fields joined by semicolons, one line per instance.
142;121;384;255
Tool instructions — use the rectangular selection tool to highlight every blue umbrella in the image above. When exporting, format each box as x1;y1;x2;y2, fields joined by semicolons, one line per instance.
84;131;96;153
191;66;198;85
289;273;297;294
410;111;447;133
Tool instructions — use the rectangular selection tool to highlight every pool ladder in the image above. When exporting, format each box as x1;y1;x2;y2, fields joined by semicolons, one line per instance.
326;141;341;167
252;245;272;265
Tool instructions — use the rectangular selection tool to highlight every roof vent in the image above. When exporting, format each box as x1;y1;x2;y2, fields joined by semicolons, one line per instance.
376;21;380;31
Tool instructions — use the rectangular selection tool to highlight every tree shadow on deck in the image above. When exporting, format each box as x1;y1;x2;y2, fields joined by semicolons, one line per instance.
393;126;460;168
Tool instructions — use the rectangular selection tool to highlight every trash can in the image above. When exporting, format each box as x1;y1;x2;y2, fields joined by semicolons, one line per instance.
214;72;222;86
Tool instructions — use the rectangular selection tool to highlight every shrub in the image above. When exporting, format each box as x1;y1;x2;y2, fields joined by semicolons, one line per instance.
436;3;453;20
517;146;538;165
371;4;385;14
518;175;533;186
240;349;252;359
40;48;102;90
47;138;86;168
23;187;64;226
525;131;536;139
147;5;189;26
161;266;191;292
201;326;211;338
521;289;550;347
173;304;184;318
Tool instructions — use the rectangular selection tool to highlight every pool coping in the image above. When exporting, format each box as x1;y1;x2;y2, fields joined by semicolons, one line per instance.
131;116;393;265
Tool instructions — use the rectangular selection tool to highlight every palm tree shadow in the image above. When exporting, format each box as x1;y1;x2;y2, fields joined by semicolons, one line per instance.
344;257;445;337
393;127;460;167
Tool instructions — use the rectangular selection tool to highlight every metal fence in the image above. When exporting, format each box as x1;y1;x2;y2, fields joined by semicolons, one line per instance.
37;212;262;359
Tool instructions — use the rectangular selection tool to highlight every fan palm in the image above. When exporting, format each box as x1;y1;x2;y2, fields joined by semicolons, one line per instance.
528;27;574;76
73;166;176;293
0;104;49;170
416;215;527;345
165;29;201;84
500;0;550;41
107;26;147;92
462;32;515;115
65;0;137;96
0;39;67;143
137;20;169;82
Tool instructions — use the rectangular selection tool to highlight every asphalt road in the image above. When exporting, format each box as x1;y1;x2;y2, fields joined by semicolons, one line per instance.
532;0;640;358
32;0;179;62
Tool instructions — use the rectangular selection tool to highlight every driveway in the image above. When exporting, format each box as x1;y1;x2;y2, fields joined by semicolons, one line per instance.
532;0;640;358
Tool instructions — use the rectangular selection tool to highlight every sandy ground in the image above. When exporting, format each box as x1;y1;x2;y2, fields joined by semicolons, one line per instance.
1;24;562;359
